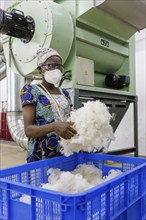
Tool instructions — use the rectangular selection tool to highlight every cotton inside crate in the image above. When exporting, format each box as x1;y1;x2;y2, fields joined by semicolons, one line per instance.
20;164;122;204
0;153;146;220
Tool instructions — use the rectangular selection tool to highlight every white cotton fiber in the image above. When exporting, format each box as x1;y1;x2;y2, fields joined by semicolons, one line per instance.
60;100;115;156
42;172;93;193
103;169;122;182
41;164;122;194
41;164;103;193
19;164;122;203
72;164;103;185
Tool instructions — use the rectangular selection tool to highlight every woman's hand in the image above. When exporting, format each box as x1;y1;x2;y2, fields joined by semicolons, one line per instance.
52;122;77;139
22;105;76;139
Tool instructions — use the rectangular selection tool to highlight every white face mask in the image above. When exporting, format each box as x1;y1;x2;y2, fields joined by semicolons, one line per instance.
44;69;62;86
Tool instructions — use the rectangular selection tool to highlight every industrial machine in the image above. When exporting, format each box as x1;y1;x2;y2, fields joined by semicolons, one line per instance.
0;0;146;154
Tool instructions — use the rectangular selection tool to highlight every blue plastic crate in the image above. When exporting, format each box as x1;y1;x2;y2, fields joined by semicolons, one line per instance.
0;153;146;220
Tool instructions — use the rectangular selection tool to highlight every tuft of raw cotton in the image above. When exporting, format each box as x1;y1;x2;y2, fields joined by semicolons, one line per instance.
41;166;122;194
103;169;122;182
60;100;115;156
19;164;122;204
72;164;103;185
42;172;94;193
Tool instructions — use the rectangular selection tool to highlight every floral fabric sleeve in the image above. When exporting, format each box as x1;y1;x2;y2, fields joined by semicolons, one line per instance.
20;84;37;107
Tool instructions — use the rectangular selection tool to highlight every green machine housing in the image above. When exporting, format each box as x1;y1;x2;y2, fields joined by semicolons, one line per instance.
2;0;146;155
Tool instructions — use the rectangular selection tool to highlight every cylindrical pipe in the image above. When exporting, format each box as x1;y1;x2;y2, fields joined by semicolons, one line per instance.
0;64;6;80
0;41;6;80
1;31;28;149
7;112;27;149
6;64;28;149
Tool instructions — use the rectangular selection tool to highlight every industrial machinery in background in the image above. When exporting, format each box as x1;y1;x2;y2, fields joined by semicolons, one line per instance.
0;0;146;154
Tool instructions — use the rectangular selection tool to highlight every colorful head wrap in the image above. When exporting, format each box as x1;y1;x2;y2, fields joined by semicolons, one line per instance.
36;48;62;67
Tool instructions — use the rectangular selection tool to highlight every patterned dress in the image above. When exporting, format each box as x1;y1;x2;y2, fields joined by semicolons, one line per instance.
20;84;72;163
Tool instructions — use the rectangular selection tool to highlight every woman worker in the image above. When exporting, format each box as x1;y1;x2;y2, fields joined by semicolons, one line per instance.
20;48;76;163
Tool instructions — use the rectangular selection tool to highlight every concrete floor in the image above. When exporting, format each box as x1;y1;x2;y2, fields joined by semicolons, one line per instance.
0;140;26;169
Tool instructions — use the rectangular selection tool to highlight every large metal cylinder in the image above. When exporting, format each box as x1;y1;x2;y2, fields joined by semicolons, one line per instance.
2;0;74;79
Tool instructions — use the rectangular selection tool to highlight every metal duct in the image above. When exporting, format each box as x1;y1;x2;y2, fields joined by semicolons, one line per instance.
7;112;27;149
0;40;27;149
0;41;6;80
0;64;6;77
7;67;27;149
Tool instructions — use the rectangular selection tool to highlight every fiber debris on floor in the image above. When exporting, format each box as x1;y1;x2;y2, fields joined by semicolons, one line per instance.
0;140;26;169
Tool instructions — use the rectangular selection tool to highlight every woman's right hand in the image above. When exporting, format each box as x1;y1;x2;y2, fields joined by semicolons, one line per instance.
52;122;77;139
